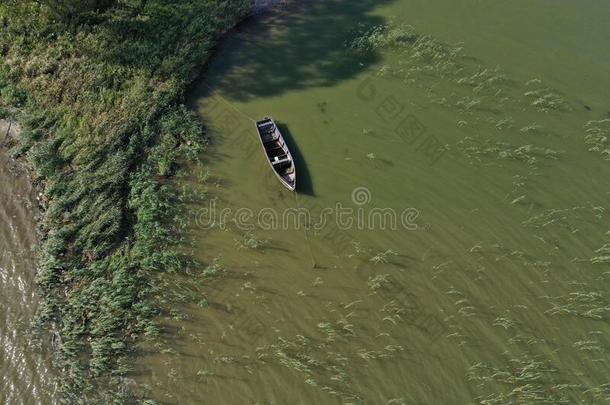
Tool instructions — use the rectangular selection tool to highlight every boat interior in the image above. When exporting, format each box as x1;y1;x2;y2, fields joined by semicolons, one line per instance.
258;120;295;181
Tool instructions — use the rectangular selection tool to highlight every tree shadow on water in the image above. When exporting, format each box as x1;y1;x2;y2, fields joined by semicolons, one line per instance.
189;0;395;102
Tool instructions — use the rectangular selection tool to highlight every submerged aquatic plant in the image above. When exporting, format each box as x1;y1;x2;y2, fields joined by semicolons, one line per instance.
467;353;610;404
524;89;569;112
520;123;545;134
584;119;610;160
236;231;267;249
347;21;465;81
591;244;610;264
468;356;565;403
367;273;392;290
544;290;609;320
457;137;563;166
369;249;398;265
347;22;420;52
201;258;226;278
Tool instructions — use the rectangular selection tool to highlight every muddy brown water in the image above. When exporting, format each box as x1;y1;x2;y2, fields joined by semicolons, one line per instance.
0;121;58;404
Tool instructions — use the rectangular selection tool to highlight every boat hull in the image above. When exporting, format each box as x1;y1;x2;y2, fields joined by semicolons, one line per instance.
255;117;296;191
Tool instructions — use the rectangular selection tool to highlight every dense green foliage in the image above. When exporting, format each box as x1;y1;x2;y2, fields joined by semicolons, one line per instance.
0;0;249;400
40;0;118;23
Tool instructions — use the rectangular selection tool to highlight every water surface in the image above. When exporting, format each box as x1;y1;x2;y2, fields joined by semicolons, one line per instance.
0;121;58;404
133;1;610;403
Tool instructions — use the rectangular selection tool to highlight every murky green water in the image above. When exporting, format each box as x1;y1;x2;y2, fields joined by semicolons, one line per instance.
3;0;607;403
132;0;610;403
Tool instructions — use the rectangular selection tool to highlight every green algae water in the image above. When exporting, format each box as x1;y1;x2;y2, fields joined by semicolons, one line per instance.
129;0;610;403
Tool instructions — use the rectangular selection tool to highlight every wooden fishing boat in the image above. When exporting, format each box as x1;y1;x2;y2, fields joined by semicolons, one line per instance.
255;117;296;191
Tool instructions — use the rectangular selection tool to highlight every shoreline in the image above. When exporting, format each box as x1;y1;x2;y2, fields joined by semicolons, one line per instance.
0;0;295;400
0;118;49;213
0;118;59;404
0;1;251;401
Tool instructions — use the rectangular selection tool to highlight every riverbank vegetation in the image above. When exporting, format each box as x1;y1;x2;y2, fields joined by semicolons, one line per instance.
0;0;249;400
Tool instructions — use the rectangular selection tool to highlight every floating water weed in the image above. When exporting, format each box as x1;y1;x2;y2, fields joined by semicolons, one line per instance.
493;316;516;330
467;356;571;404
456;96;482;112
368;273;392;290
520;123;544;134
591;244;610;264
168;368;178;380
196;369;215;380
357;349;388;360
457;137;563;166
573;339;604;353
525;78;543;87
381;300;405;325
236;231;267;249
369;249;398;265
348;21;464;81
584;119;610;160
201;258;226;278
584;383;610;400
347;23;419;52
524;88;569;112
494;117;515;130
544;290;609;320
510;195;527;205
